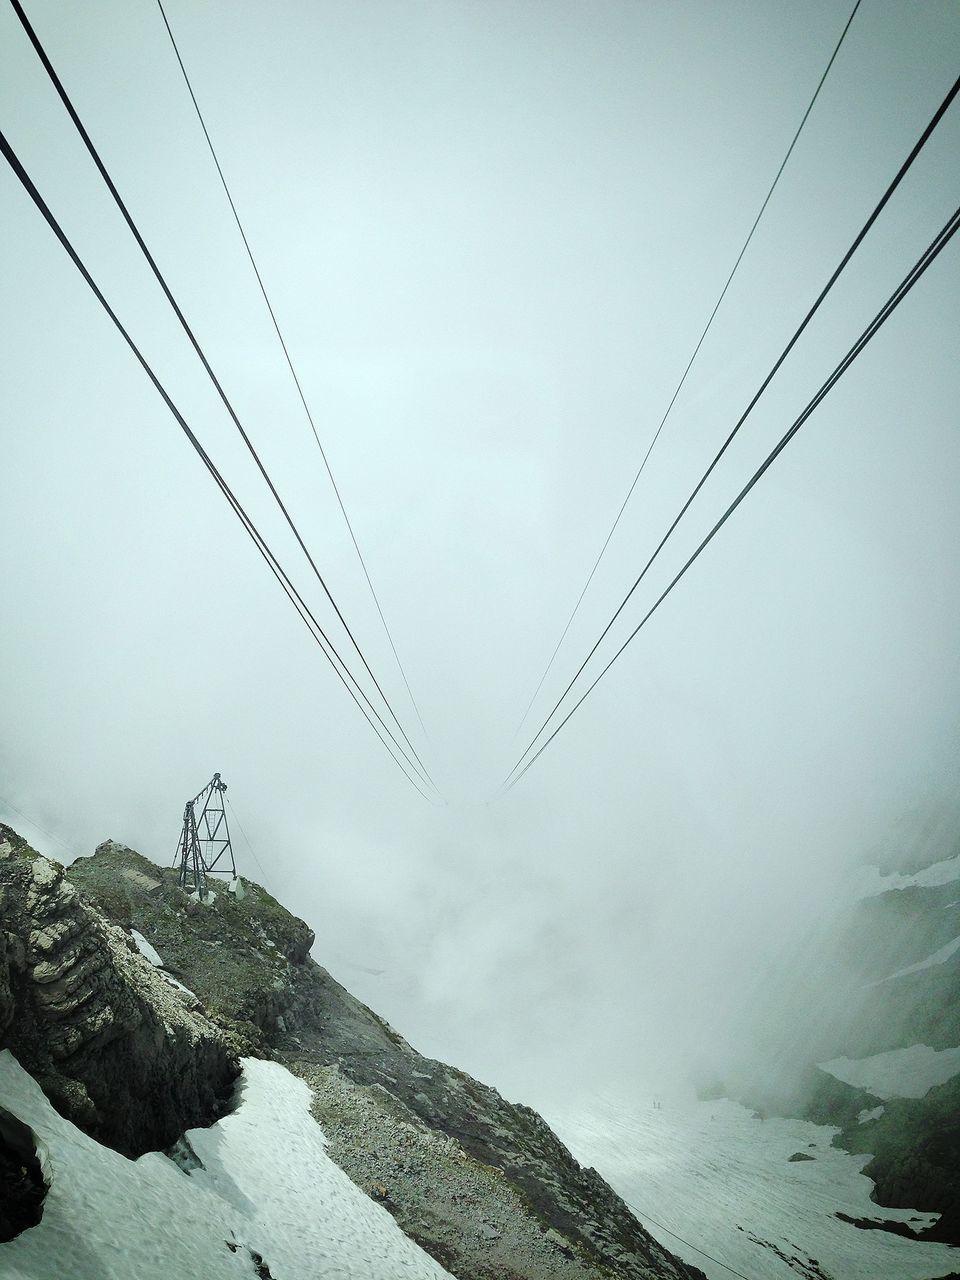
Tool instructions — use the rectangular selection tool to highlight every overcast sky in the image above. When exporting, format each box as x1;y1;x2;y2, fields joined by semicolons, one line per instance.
2;0;959;1109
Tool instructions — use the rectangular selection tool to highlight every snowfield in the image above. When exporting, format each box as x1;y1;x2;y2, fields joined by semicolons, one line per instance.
819;1044;960;1100
857;854;960;897
0;1050;452;1280
3;1039;957;1280
873;935;960;984
542;1089;959;1280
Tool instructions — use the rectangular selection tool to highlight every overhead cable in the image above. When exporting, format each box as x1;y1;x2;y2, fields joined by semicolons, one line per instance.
155;0;429;739
225;797;271;884
624;1198;756;1280
0;128;437;802
513;0;863;736
504;71;960;789
8;0;436;795
0;794;73;855
506;199;960;789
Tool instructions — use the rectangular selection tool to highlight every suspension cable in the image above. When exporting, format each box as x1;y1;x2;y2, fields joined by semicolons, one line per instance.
0;128;438;802
155;0;429;739
504;71;960;789
513;0;863;737
8;0;437;795
506;201;960;789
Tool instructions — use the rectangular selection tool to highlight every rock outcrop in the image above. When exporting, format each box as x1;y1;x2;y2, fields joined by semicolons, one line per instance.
801;864;960;1244
0;825;238;1157
0;1102;46;1243
65;838;704;1280
801;1064;960;1245
734;848;960;1246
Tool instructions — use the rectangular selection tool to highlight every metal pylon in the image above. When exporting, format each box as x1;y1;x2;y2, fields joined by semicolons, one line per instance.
175;772;236;899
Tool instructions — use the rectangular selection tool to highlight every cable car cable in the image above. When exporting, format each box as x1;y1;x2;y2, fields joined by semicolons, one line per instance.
506;200;960;789
0;128;437;801
155;0;429;739
514;0;863;738
504;71;960;788
8;0;437;794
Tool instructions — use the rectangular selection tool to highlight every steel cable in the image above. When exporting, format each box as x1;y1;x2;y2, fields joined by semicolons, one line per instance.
8;0;437;795
155;0;429;739
0;128;438;802
514;0;863;737
506;200;960;789
504;71;960;789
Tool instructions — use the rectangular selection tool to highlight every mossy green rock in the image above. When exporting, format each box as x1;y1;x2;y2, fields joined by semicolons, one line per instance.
67;840;315;1049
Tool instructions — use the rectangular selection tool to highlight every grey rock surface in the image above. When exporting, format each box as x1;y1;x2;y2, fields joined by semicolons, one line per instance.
0;824;238;1157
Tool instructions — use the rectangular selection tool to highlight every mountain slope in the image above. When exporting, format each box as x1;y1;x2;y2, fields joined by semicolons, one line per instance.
3;832;703;1280
0;1049;455;1280
0;825;237;1156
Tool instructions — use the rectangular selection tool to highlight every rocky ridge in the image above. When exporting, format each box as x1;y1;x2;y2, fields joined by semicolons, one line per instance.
296;1058;612;1279
3;832;704;1280
0;825;237;1157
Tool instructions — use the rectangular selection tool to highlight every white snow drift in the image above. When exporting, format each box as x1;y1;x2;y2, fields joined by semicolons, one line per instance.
543;1088;958;1280
858;853;960;897
873;934;960;984
130;928;163;967
819;1043;960;1100
0;1050;451;1280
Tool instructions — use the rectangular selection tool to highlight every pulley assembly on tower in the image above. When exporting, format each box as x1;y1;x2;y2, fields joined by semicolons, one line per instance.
174;772;242;901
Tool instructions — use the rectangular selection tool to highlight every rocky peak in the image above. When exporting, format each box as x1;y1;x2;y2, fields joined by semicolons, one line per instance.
1;830;704;1279
0;835;237;1156
62;839;704;1280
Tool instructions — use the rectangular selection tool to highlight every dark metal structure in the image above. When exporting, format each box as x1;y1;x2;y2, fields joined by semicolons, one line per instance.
174;773;236;899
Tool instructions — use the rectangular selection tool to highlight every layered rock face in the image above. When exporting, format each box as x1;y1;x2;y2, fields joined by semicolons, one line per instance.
0;825;237;1157
66;839;704;1280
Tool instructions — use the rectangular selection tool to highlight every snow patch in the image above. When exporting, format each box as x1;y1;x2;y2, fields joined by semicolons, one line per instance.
873;935;960;984
159;971;201;1001
857;1106;885;1125
819;1044;960;1100
129;930;200;1001
0;1050;452;1279
130;929;163;967
187;888;218;906
859;854;960;898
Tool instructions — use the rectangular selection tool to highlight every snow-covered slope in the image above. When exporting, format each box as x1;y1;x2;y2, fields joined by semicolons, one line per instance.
818;1044;960;1100
0;1050;452;1280
542;1090;958;1280
858;854;960;898
874;935;960;984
